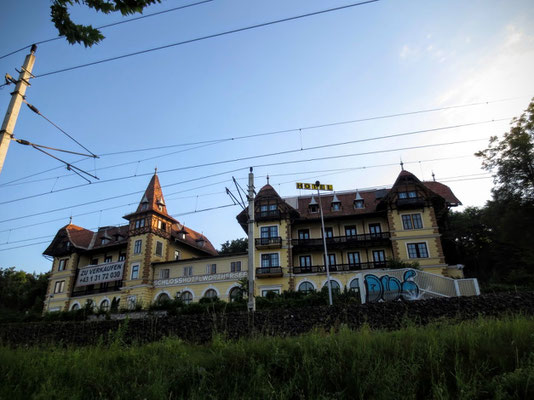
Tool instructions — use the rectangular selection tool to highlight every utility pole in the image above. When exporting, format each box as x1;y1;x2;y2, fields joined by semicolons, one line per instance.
247;167;256;311
316;180;333;306
0;45;37;175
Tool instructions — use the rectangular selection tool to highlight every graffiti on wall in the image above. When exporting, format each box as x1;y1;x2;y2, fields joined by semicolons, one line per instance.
364;269;420;302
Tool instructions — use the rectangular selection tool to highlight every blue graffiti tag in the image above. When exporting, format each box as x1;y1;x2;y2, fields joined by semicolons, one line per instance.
364;269;420;303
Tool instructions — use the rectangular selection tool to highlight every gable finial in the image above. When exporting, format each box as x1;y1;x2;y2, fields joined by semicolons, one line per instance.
69;215;72;224
432;170;436;182
400;158;404;171
154;166;158;175
267;175;270;184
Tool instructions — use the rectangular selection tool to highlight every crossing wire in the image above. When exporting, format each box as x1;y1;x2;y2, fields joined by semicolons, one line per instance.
0;117;510;204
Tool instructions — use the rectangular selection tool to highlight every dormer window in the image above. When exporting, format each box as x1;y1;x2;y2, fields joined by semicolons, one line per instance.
196;237;205;247
331;193;341;211
309;195;319;213
353;191;364;209
101;238;110;245
141;203;148;211
156;198;165;212
66;241;71;249
399;191;417;199
259;203;278;217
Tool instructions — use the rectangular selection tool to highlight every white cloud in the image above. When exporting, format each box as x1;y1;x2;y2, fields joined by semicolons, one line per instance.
400;44;419;60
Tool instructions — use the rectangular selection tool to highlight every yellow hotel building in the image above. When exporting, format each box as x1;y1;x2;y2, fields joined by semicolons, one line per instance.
43;169;468;312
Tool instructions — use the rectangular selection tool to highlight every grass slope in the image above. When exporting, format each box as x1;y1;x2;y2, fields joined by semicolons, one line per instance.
1;316;533;399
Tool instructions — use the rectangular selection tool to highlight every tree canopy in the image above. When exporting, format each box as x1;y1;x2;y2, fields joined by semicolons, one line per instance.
51;0;162;47
0;267;49;318
219;238;248;255
476;98;534;201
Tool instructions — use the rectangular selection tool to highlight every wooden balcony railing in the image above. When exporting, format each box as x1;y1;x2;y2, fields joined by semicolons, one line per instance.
255;237;283;248
256;266;283;278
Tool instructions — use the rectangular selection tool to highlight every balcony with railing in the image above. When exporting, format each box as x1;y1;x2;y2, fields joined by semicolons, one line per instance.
255;237;283;249
292;262;388;274
292;232;391;252
256;266;283;278
256;209;281;221
71;280;123;297
396;197;425;209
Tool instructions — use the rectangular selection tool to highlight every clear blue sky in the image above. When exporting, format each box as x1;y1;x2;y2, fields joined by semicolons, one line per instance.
1;0;533;274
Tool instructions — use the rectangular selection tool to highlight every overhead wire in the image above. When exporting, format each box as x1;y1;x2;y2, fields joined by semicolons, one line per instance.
0;172;497;252
0;117;510;204
0;153;476;234
0;0;215;61
0;136;490;225
0;97;517;188
33;1;379;78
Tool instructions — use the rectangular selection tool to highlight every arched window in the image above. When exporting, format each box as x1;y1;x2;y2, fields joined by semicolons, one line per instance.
70;303;80;311
298;281;315;294
157;293;171;303
229;287;243;302
349;278;360;292
100;299;110;311
181;291;193;304
204;289;217;299
323;280;341;293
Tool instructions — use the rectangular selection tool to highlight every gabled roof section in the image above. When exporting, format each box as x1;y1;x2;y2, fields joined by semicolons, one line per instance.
423;181;462;206
236;183;299;229
171;223;218;256
43;223;94;256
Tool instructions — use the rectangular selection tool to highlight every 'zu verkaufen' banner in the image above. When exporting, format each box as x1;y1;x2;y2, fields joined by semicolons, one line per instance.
75;261;124;287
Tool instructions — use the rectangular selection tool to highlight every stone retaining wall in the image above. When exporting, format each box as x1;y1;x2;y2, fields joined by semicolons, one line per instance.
1;292;533;346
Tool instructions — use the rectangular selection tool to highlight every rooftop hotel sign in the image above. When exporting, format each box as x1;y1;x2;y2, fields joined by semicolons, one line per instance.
154;271;248;287
296;182;333;191
75;261;124;287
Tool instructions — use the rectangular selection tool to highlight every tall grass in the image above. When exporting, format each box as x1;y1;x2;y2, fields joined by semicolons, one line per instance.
1;316;533;399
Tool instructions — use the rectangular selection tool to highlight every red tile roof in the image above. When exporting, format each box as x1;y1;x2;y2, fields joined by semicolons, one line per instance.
171;223;218;255
422;181;462;205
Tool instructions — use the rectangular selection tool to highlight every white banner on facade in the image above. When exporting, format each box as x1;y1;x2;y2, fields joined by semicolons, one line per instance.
75;261;124;287
154;271;247;287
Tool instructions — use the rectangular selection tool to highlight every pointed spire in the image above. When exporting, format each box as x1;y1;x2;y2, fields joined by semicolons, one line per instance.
309;194;318;205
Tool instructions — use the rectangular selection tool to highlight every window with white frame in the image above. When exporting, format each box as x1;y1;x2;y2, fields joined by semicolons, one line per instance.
402;214;423;230
174;250;181;260
159;269;170;279
53;280;65;294
133;239;142;254
183;266;193;277
181;291;193;304
349;278;360;292
231;261;241;272
323;280;341;293
206;264;216;274
155;241;163;256
58;259;67;271
261;253;279;268
204;289;217;299
100;299;110;311
118;253;126;261
298;281;314;293
131;264;140;279
407;243;429;258
104;255;112;263
261;288;280;297
260;226;278;238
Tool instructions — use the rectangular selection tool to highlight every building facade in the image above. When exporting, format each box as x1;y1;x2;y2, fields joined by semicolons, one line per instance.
43;169;464;312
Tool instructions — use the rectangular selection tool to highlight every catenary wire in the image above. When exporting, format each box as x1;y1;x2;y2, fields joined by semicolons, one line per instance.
0;173;496;250
0;137;491;225
0;117;510;204
0;97;517;188
0;0;215;60
0;153;477;234
34;1;379;78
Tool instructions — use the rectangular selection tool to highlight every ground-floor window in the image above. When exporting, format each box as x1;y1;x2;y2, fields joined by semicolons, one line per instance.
204;289;218;299
349;278;360;292
100;299;110;311
298;281;314;293
180;291;193;304
229;287;244;302
323;280;341;293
